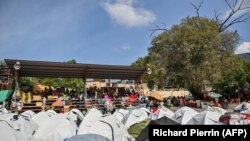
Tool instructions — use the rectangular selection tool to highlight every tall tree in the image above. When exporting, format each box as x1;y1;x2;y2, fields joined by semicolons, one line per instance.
146;16;241;94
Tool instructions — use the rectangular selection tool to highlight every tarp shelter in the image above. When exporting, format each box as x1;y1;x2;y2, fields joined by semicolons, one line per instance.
67;109;84;127
129;116;180;141
113;109;130;124
234;102;250;111
52;97;64;107
150;92;163;101
125;108;149;128
78;108;103;134
0;89;14;102
208;92;222;99
0;121;21;141
150;108;174;120
0;113;38;139
33;115;77;141
205;106;228;115
173;106;198;125
128;118;151;139
32;111;50;127
187;111;221;125
46;110;57;117
67;134;111;141
78;115;130;141
21;110;36;120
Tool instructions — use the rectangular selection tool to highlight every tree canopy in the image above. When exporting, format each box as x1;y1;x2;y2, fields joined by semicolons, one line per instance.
133;16;243;95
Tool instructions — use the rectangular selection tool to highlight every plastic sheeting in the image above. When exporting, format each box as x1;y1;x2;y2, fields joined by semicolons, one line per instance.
33;115;77;141
173;106;198;124
78;108;103;134
32;111;50;127
125;109;148;128
67;134;111;141
187;111;221;125
79;115;130;141
113;109;129;124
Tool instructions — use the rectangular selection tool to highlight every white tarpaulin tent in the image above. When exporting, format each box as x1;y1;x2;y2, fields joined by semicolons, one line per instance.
21;110;36;120
0;121;17;141
113;109;129;124
68;109;84;121
78;115;130;141
67;109;84;127
67;134;111;141
32;111;50;127
187;111;221;125
125;108;148;128
205;106;228;115
157;107;175;119
46;110;57;117
173;106;198;124
0;121;33;141
234;102;250;111
33;114;77;141
0;107;8;114
240;109;250;114
78;108;103;134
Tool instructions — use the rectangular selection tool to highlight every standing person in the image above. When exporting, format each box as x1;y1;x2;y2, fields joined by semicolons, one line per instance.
222;99;228;109
150;103;160;120
166;98;172;109
42;97;46;111
16;97;23;114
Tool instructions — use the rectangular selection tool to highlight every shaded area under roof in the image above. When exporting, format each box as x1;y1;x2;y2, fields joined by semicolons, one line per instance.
4;59;146;80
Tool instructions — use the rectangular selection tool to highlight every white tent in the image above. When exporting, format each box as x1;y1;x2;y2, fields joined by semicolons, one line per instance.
32;111;50;127
16;116;39;137
68;109;84;121
33;114;77;141
173;106;198;124
78;108;103;134
240;109;250;114
0;121;17;141
0;107;8;114
205;106;228;115
67;109;84;127
78;115;130;141
187;111;221;125
158;107;175;119
46;110;57;117
139;107;150;115
67;134;111;141
234;102;250;111
0;121;33;141
125;108;148;128
21;110;36;120
113;109;129;124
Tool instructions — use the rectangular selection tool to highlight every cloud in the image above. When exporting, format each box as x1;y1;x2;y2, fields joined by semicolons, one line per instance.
121;44;131;51
103;0;156;27
223;0;250;19
235;42;250;54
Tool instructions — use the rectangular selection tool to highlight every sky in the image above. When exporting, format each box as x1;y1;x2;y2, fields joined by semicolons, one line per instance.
0;0;250;65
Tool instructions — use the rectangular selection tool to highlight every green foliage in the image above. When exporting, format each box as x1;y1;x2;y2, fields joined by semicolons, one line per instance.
132;16;241;93
20;59;85;90
20;77;35;87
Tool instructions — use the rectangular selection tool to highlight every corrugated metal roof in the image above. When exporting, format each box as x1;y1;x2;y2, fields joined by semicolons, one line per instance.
5;59;146;80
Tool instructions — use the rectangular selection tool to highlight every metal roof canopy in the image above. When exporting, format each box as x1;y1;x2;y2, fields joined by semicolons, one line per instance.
4;59;146;80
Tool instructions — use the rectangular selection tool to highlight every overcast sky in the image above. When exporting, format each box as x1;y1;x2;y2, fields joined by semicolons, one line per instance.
0;0;249;65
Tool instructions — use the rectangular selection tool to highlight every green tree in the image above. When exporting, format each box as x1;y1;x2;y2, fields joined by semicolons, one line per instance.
134;16;241;95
